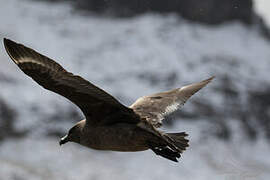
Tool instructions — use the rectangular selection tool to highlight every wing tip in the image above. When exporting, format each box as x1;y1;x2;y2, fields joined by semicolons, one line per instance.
3;38;21;65
3;38;11;51
177;75;215;95
3;37;9;43
200;76;215;86
3;38;15;50
204;76;215;82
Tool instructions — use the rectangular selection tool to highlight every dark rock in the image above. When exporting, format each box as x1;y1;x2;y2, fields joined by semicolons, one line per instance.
178;0;253;24
46;105;82;123
204;119;231;140
253;14;270;40
76;0;109;12
74;0;254;24
0;98;28;143
46;129;66;137
0;72;16;84
239;112;258;140
30;0;71;2
34;0;270;40
37;0;270;40
248;88;270;140
43;105;83;137
138;71;178;88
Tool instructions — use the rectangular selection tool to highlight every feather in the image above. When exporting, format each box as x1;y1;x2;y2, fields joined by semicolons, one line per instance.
130;76;214;127
4;38;138;125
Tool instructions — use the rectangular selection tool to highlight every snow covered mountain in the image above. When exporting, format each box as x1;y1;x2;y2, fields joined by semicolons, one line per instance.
0;0;270;179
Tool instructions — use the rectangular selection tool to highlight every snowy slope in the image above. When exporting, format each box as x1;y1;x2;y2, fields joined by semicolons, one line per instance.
0;0;270;179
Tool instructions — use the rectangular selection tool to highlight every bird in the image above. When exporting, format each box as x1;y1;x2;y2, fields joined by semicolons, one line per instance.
3;38;214;162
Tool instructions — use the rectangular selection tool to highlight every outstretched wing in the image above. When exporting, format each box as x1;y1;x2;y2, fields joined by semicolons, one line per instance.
130;77;214;127
4;38;138;125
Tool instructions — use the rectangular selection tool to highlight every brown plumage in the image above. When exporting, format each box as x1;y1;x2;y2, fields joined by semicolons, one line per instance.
3;38;214;162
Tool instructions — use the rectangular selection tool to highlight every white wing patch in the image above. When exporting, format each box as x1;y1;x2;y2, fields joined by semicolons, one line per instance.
16;57;43;66
162;101;180;116
178;86;187;91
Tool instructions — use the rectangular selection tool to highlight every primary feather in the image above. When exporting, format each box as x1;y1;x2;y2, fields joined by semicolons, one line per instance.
3;38;137;125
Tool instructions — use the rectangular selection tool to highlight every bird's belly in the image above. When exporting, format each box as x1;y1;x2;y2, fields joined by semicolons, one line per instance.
80;125;150;152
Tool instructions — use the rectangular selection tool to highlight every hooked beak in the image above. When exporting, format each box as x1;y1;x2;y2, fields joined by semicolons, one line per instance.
59;135;69;146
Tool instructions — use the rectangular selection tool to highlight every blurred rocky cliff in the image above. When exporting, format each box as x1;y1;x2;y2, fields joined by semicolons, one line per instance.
75;0;253;24
1;1;270;179
37;0;270;38
0;0;270;143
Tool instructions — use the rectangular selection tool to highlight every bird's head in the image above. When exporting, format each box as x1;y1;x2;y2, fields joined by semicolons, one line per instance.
59;121;85;146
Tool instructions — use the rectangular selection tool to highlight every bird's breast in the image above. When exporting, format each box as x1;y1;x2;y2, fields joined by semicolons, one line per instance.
80;124;151;152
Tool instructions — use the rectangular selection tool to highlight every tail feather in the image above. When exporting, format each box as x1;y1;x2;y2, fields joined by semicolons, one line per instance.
151;146;180;162
149;132;189;162
166;132;189;151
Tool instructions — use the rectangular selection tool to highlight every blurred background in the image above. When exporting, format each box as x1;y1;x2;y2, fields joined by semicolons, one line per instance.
0;0;270;179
